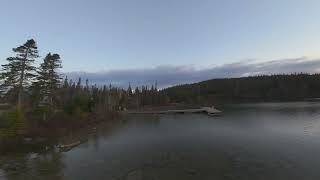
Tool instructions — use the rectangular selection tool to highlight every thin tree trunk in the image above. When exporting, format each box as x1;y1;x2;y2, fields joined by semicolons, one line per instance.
49;95;53;107
17;50;28;110
17;87;23;110
18;68;25;110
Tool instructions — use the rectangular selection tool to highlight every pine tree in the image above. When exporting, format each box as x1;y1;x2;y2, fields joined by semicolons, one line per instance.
127;82;133;96
76;78;82;89
0;39;39;109
85;79;89;91
63;76;69;88
36;53;62;107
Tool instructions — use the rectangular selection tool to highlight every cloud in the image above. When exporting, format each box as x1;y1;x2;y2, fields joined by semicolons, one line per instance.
65;57;320;89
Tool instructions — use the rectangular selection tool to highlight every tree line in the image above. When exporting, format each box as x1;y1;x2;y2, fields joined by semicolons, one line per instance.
2;39;320;139
163;74;320;105
0;39;169;138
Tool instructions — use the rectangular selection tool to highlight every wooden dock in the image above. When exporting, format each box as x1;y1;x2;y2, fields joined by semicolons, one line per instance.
126;106;222;116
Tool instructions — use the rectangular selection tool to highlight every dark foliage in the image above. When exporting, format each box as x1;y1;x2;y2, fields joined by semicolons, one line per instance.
163;73;320;105
0;39;169;139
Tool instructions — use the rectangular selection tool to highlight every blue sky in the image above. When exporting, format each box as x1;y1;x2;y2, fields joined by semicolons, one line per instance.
1;0;320;87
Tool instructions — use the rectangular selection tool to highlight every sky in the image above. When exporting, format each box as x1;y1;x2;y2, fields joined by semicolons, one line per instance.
1;0;320;87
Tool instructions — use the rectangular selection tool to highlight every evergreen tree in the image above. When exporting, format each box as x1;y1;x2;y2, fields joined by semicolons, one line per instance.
0;39;39;109
63;76;69;88
127;82;133;96
36;53;62;106
76;78;82;89
85;79;89;91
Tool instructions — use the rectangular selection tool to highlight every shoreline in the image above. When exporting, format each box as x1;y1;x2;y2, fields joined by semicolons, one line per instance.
0;111;120;155
1;100;316;154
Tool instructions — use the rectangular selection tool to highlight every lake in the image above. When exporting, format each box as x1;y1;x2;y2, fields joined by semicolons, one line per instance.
2;102;320;180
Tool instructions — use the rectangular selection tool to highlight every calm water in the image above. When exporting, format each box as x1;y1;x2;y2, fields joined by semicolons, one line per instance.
2;102;320;180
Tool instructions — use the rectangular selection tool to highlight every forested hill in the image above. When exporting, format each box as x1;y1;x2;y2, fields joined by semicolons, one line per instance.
162;74;320;105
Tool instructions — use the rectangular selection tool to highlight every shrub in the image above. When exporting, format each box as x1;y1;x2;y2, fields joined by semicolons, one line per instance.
0;109;26;138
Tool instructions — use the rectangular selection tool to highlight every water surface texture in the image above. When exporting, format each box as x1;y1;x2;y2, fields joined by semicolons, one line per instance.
2;102;320;180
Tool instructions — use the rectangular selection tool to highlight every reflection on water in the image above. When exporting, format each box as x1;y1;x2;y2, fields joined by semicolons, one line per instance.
1;152;64;180
2;102;320;179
